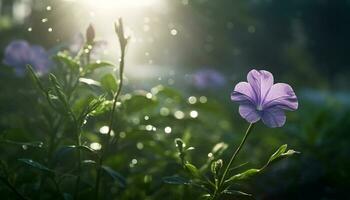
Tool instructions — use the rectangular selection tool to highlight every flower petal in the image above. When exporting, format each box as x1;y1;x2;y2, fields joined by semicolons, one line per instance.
261;107;286;128
263;83;298;111
247;69;274;103
239;103;261;123
231;82;257;104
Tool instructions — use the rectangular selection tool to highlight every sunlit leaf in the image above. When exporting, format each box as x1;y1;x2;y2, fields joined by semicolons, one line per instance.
222;190;253;197
101;74;118;93
79;78;101;87
0;139;43;148
54;52;80;72
84;61;114;74
226;168;260;183
26;65;46;93
18;159;54;174
268;144;288;163
185;163;200;177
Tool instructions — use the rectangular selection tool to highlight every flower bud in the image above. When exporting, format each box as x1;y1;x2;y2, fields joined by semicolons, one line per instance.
86;24;95;44
174;138;185;153
211;159;223;175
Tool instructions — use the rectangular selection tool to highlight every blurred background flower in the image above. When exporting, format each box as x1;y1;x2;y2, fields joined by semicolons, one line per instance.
192;68;226;89
3;40;51;76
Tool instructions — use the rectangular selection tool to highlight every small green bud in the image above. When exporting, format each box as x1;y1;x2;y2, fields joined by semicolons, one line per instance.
86;24;95;44
211;159;223;175
174;138;185;152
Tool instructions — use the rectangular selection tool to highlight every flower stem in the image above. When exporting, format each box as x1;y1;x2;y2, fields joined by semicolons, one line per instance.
94;18;128;200
0;176;28;200
214;123;254;198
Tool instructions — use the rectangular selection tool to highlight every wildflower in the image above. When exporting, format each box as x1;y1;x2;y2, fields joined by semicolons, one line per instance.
3;40;51;76
231;69;298;127
193;68;226;89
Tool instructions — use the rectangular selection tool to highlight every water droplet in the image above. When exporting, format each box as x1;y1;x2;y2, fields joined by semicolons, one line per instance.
136;142;144;150
119;132;126;138
208;153;213;158
41;18;48;23
46;6;52;11
144;116;149;120
188;96;197;104
27;27;32;32
145;125;153;131
170;29;178;36
199;96;207;103
190;110;198;118
99;126;109;134
132;158;138;164
48;27;53;32
164;126;172;134
146;93;153;99
22;145;28;150
174;110;185;119
37;142;43;148
160;107;170;116
90;142;102;150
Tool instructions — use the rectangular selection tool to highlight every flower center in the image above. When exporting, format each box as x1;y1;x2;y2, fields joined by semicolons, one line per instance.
256;105;263;111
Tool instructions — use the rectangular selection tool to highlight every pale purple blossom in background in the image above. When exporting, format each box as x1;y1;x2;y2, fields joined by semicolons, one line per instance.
193;68;226;89
3;40;51;76
231;69;298;128
69;33;108;60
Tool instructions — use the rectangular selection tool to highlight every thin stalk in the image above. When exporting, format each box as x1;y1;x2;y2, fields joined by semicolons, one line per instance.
0;176;28;200
73;119;82;200
94;18;128;200
213;123;254;199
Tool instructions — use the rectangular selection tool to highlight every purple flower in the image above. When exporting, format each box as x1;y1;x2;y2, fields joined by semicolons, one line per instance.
231;69;298;128
69;33;108;60
3;40;51;76
193;68;226;89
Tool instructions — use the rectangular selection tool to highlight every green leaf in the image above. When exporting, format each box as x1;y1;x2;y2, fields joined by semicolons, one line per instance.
49;74;69;111
79;78;101;87
66;145;97;154
84;61;114;74
101;166;126;188
0;140;43;148
225;168;260;183
26;65;46;93
123;94;157;113
185;163;200;177
268;144;288;163
101;74;118;93
162;175;190;185
18;159;54;174
222;190;253;197
54;52;80;72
